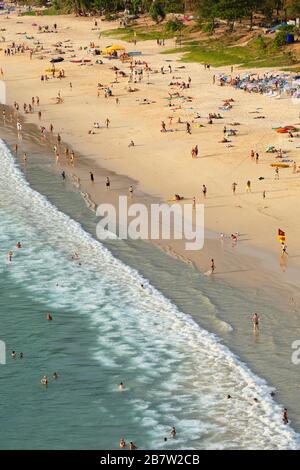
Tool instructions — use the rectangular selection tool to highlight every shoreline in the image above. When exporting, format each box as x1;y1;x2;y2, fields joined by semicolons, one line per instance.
2;101;300;301
1;13;300;287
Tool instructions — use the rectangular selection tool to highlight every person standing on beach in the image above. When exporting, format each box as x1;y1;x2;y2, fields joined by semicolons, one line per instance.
202;184;207;198
275;167;279;180
252;313;260;332
210;259;215;274
105;118;110;128
246;180;251;193
129;185;134;198
90;172;94;183
106;176;110;190
255;152;259;164
61;171;66;180
232;182;237;194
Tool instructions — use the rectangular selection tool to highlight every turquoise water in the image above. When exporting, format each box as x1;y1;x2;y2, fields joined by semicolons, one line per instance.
0;138;300;450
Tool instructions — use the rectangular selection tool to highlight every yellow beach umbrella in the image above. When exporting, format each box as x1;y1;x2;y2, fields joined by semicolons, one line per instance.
109;44;126;51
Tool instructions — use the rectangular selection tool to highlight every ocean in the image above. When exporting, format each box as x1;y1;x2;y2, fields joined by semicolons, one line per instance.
0;135;300;450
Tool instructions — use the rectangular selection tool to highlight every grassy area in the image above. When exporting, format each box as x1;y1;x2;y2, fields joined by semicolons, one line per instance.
21;7;63;16
102;26;188;42
162;37;298;68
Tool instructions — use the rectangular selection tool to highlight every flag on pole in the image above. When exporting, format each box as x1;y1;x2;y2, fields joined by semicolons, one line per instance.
278;229;286;243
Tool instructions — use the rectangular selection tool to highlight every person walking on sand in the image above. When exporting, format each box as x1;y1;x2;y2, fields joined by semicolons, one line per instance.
232;182;237;194
275;167;279;180
202;184;207;198
61;171;66;180
106;176;110;190
90;172;94;183
263;190;266;199
252;313;260;332
255;152;259;164
293;161;297;174
246;180;251;193
281;243;288;256
105;118;110;128
210;258;215;274
129;185;133;198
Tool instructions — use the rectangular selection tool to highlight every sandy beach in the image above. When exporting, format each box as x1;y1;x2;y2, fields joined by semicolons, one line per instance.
2;11;300;449
2;13;300;283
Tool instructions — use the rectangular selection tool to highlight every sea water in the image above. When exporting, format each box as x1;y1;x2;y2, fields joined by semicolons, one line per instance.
0;138;299;450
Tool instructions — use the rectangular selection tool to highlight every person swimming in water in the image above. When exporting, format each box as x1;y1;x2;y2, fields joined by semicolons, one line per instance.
129;441;137;450
8;250;13;262
16;242;22;249
53;372;59;380
118;382;125;391
252;313;260;332
170;426;176;438
41;376;48;386
47;313;53;321
282;408;289;425
119;438;126;449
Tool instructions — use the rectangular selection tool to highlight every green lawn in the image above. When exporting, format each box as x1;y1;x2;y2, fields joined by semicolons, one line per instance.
162;37;297;68
101;26;187;42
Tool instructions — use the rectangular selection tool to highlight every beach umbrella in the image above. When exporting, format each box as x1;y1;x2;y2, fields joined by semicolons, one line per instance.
109;44;126;51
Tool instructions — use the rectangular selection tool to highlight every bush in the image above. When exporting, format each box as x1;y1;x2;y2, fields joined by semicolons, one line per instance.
165;19;184;33
273;31;287;49
256;36;267;52
201;21;214;35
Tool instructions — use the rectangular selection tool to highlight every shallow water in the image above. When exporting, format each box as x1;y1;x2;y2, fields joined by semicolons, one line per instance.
0;131;300;450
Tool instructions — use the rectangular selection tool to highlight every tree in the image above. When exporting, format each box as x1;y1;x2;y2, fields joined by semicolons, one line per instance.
149;0;166;23
287;0;300;17
215;0;249;31
196;0;219;30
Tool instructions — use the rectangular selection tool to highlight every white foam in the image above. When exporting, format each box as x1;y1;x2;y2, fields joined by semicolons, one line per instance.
0;139;300;450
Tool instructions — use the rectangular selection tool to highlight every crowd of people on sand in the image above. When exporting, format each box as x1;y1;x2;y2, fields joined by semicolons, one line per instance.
217;71;300;99
2;16;294;439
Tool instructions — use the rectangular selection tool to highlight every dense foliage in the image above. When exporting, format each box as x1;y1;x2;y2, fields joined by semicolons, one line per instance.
16;0;300;21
